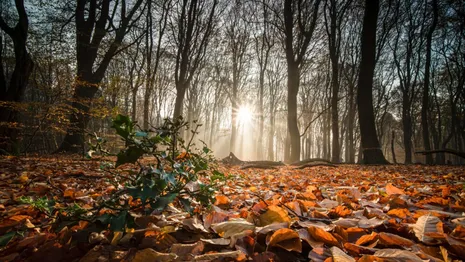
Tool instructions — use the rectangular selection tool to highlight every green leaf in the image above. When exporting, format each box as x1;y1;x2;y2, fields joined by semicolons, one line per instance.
151;193;178;211
116;146;145;167
112;114;133;139
135;131;148;137
110;211;127;231
0;231;16;247
180;198;193;213
162;171;177;186
203;147;211;154
96;213;111;225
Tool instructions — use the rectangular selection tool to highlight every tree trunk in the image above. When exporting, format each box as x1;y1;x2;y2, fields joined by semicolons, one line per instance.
287;62;301;162
59;82;99;153
0;0;34;153
356;0;389;164
421;0;438;165
173;83;187;119
402;99;413;164
347;83;356;163
391;130;397;164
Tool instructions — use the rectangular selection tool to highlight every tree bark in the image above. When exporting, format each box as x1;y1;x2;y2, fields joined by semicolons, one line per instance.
287;62;301;162
59;0;145;153
356;0;389;164
421;0;438;164
0;0;34;153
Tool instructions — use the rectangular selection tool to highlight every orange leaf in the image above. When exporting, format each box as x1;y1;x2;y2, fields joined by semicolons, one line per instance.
378;232;414;247
258;205;291;226
267;228;302;252
386;183;405;195
308;226;339;247
387;208;411;219
355;232;378;246
214;195;230;207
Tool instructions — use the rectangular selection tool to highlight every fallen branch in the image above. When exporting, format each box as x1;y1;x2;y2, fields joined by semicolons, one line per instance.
291;158;333;166
294;163;337;169
415;149;465;159
222;152;285;168
240;164;277;170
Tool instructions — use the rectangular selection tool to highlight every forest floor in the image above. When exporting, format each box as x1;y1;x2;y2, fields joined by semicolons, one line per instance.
1;155;465;261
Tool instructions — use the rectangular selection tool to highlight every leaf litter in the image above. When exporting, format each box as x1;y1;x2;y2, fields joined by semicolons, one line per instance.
1;155;465;261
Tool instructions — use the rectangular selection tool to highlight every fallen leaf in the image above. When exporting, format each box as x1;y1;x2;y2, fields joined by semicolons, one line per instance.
385;183;405;195
308;226;339;247
410;214;443;244
330;246;355;262
374;249;425;262
267;228;302;252
378;232;415;247
258;205;292;226
132;248;177;262
193;250;246;261
211;219;255;238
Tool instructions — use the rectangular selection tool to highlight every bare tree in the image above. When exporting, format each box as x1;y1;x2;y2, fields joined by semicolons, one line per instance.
357;0;388;164
323;0;353;163
0;0;33;153
58;0;146;153
421;0;438;164
172;0;218;119
281;0;322;162
225;1;250;154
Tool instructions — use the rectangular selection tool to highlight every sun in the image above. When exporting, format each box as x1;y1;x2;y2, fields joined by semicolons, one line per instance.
237;106;252;124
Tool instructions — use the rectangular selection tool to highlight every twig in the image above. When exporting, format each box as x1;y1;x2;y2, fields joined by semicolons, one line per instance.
279;201;333;224
294;163;337;169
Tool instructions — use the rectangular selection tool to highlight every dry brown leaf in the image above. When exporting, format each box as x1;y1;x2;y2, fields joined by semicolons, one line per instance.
267;228;302;252
200;238;230;246
387;208;411;219
385;183;405;195
258;205;291;226
330;246;355;262
132;248;177;262
308;226;339;247
193;250;246;261
211;219;255;238
378;232;415;247
410;214;443;245
355;232;378;246
373;249;426;262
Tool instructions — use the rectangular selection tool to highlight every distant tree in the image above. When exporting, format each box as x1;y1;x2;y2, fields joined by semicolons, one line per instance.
421;0;438;164
0;0;33;153
356;0;389;164
225;1;250;154
171;0;218;119
58;0;146;153
281;0;322;162
323;0;353;163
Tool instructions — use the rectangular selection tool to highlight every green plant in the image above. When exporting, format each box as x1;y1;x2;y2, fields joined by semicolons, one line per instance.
109;115;223;213
19;115;224;232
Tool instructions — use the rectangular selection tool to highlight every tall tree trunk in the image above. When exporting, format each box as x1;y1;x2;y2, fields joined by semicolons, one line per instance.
0;0;33;153
59;0;144;153
421;0;438;164
391;130;397;164
402;97;413;164
347;83;356;163
287;62;301;162
174;83;188;118
356;0;389;164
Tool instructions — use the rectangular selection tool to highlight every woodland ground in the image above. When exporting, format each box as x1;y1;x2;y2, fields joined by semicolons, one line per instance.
1;155;465;261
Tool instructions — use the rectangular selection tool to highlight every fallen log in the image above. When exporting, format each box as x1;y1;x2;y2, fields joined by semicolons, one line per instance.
291;158;333;166
415;149;465;159
240;164;277;170
221;152;285;167
294;163;337;169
